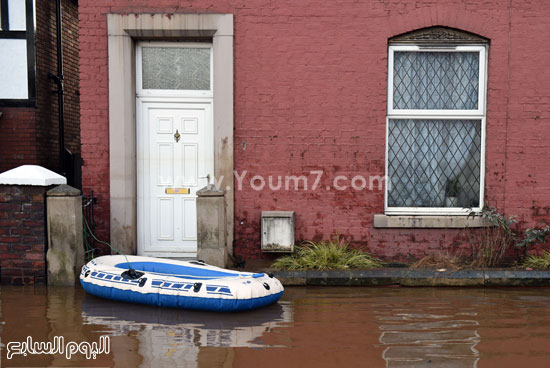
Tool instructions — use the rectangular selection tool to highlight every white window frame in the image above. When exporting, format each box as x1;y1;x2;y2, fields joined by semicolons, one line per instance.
0;0;36;107
136;42;213;99
385;44;488;216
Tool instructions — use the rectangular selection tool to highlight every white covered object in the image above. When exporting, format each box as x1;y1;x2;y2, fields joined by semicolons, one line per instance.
0;165;66;186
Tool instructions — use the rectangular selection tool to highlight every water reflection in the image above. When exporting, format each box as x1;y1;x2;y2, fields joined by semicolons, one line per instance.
81;295;293;347
378;309;480;367
2;286;550;367
81;295;293;367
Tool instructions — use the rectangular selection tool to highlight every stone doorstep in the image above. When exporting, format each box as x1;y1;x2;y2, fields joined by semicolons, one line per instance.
269;269;550;287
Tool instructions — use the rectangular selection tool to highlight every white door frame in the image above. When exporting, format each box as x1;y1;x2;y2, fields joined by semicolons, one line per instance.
136;42;214;257
106;14;234;257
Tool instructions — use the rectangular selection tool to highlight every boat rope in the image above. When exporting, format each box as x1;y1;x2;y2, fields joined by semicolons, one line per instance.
82;214;134;271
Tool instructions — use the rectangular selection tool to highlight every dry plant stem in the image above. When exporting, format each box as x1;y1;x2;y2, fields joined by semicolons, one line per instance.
469;226;514;268
410;252;463;270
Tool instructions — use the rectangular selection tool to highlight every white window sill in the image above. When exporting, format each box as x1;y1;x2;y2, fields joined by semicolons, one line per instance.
373;214;491;228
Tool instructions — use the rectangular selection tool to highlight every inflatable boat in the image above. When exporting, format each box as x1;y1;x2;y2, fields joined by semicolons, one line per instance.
79;255;284;312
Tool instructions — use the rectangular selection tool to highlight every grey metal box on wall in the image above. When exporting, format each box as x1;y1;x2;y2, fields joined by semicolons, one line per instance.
261;211;295;252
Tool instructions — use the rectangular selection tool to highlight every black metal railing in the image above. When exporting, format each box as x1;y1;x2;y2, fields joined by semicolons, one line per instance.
82;191;98;261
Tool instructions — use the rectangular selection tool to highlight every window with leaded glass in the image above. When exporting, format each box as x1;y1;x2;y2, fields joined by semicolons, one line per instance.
386;28;488;215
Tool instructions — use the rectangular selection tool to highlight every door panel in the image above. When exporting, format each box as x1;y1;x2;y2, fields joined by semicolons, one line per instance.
157;143;174;185
158;198;174;240
137;101;213;257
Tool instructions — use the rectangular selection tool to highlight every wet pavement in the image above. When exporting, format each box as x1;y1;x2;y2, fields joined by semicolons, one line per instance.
1;286;550;367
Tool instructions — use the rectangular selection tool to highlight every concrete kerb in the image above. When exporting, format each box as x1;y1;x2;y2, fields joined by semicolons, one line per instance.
271;269;550;287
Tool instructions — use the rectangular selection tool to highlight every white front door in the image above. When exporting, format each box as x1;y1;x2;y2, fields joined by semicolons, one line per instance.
136;42;213;257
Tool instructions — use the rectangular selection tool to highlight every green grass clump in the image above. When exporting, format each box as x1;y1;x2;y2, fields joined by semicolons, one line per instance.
522;251;550;269
271;238;383;271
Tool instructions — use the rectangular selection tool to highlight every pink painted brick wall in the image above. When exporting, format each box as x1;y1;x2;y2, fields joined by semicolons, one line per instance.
79;0;550;261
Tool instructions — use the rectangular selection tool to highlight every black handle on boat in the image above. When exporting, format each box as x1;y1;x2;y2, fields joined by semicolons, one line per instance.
121;269;144;280
193;283;202;292
190;260;206;266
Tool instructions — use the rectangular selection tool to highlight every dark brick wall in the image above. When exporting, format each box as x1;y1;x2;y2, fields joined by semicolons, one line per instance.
0;0;80;173
35;0;81;170
0;186;47;285
0;109;38;171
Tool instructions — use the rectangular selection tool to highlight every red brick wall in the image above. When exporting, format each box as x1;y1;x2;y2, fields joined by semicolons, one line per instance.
79;0;550;260
0;186;47;284
0;0;80;173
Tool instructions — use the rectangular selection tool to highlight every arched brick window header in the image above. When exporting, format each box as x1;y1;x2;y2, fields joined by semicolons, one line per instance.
389;26;489;45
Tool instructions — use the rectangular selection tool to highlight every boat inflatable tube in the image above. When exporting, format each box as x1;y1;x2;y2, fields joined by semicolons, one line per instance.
80;255;284;312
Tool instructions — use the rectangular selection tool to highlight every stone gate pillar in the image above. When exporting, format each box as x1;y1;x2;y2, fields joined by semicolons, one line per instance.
196;185;228;268
46;184;85;285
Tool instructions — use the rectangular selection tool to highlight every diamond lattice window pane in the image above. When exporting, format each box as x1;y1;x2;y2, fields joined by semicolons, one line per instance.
142;47;210;90
388;119;481;208
393;52;479;110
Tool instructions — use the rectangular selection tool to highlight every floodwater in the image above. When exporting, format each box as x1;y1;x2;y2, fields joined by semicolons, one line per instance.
1;287;550;367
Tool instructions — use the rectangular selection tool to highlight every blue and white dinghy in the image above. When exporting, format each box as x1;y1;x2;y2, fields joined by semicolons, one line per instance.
80;255;284;312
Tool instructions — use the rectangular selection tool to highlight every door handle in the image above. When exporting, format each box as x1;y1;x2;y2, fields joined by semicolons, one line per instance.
199;174;211;184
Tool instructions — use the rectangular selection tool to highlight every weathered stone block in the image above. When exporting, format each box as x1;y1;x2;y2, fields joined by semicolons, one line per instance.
46;184;84;285
197;185;228;268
